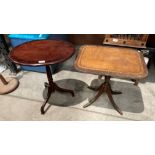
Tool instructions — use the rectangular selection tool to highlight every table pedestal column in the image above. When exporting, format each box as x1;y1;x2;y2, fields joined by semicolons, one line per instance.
84;76;123;115
98;75;139;86
41;65;75;114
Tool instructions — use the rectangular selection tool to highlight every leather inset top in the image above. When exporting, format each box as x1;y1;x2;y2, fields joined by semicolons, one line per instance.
75;45;148;79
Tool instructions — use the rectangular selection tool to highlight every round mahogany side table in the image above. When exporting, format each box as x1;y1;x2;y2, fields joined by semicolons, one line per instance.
9;40;75;114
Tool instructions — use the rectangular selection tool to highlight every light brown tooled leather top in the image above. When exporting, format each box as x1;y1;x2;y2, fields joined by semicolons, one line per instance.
75;45;148;79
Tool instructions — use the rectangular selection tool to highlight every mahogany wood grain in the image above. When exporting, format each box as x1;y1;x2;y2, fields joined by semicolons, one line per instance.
9;40;75;114
9;40;75;66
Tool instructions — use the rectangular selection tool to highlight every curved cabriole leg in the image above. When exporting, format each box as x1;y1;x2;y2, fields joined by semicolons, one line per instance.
41;88;52;114
83;85;105;108
85;76;123;115
106;85;123;115
41;65;75;114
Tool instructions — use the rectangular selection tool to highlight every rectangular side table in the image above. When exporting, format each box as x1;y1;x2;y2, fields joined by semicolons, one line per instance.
75;45;148;115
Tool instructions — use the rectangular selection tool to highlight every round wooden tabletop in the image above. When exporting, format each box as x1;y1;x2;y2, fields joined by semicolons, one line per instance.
9;40;75;66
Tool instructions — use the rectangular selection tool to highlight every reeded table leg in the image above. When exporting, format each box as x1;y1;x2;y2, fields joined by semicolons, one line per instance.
84;76;123;115
84;85;105;108
41;65;75;114
41;88;53;114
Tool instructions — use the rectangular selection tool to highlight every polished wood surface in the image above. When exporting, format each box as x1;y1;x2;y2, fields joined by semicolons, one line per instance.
75;45;148;79
9;40;75;114
9;40;75;66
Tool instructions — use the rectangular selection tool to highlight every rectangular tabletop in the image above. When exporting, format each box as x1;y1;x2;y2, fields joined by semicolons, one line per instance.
75;45;148;79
